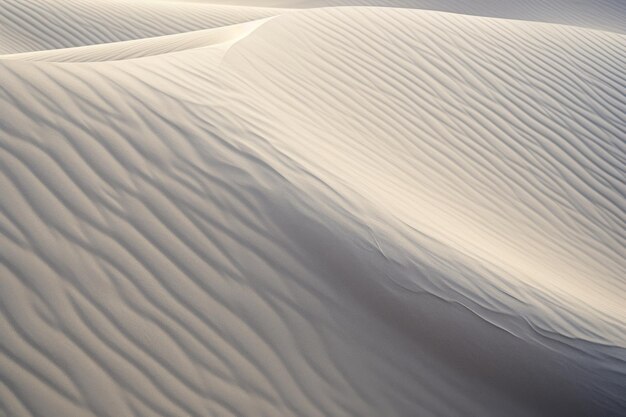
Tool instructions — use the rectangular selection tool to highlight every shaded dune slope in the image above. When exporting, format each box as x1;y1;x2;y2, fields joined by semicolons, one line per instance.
1;0;625;56
205;0;626;34
1;4;625;417
0;0;280;54
0;19;272;63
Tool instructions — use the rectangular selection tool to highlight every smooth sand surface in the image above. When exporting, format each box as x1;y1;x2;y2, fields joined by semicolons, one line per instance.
1;1;625;416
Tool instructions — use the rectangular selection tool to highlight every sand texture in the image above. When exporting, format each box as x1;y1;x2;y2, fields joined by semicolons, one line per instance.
1;1;625;416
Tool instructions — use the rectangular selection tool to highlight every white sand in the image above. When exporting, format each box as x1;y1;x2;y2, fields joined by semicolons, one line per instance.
0;1;625;416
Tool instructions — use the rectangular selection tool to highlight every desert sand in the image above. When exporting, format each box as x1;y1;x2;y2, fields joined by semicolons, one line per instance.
0;1;625;416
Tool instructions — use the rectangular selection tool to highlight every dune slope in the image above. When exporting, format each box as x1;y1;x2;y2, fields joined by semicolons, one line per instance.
207;0;626;33
0;0;281;54
0;3;625;417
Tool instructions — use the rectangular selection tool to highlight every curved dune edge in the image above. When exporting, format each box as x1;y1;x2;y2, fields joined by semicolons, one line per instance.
1;0;625;56
0;0;283;54
0;4;625;417
3;5;625;64
0;18;273;62
173;0;626;33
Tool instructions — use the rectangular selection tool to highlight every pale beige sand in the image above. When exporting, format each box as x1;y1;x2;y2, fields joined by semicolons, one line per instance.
0;1;625;416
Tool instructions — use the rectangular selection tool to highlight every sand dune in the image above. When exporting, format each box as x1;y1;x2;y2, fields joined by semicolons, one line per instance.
1;1;625;417
206;0;626;33
0;0;280;53
0;19;271;62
